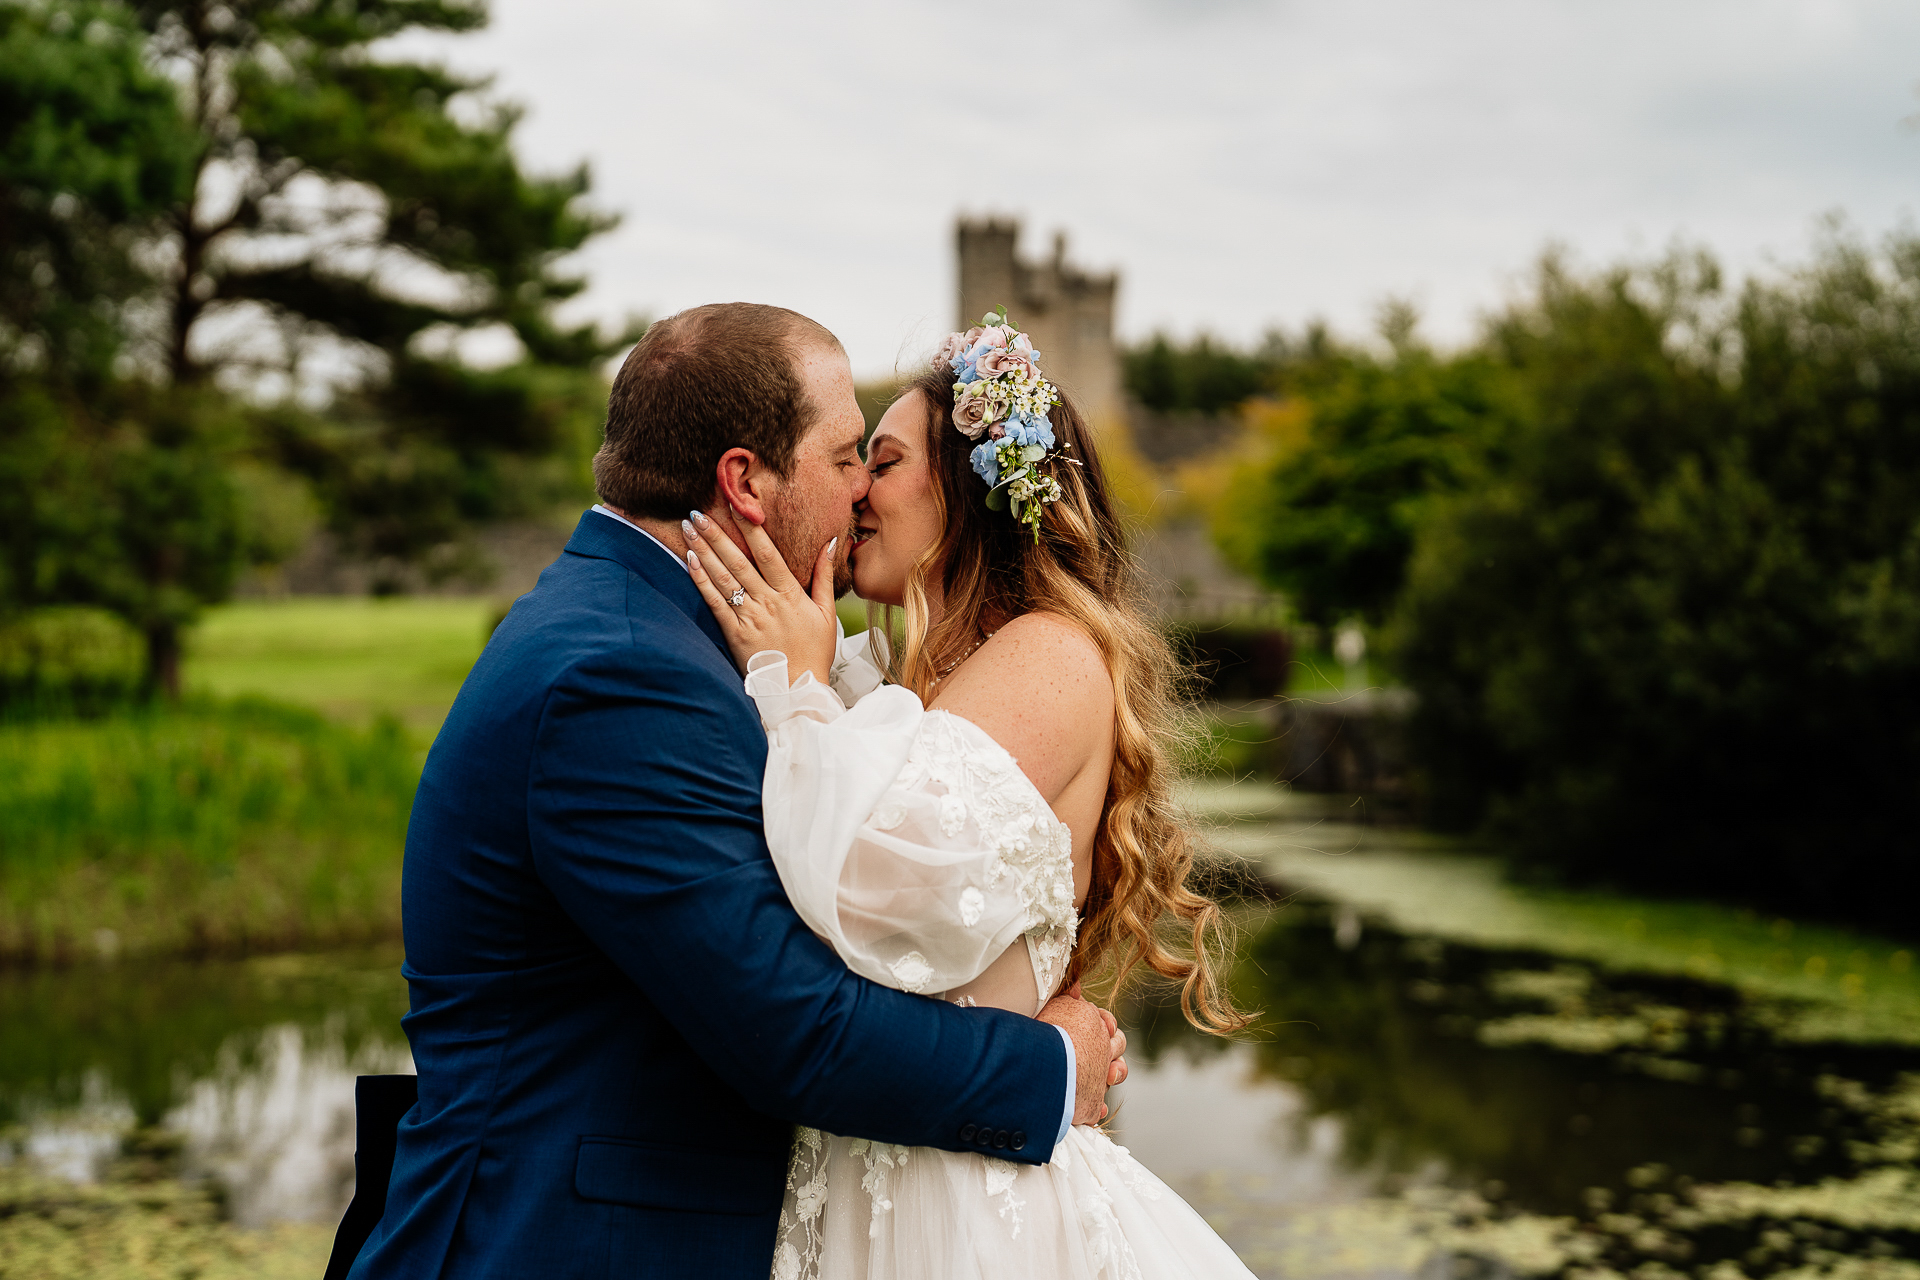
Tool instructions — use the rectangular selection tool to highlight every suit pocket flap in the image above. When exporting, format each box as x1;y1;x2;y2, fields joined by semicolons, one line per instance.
573;1137;785;1216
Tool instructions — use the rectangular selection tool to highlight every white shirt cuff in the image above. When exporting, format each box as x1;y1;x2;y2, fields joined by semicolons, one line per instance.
1054;1023;1076;1144
742;652;848;731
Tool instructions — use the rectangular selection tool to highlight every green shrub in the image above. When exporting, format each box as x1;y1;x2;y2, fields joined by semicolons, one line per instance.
1217;331;1514;627
1394;236;1920;930
0;607;145;714
0;699;418;962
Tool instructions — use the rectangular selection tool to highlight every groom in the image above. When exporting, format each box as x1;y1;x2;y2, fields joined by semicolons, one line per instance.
346;303;1120;1280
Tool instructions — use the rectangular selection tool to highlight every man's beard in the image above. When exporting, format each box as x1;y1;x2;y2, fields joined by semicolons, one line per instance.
833;517;856;598
760;502;856;599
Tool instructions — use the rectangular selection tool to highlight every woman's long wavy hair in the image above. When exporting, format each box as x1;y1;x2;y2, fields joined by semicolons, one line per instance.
875;364;1251;1035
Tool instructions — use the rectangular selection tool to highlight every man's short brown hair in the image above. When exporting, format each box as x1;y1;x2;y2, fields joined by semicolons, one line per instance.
592;303;843;521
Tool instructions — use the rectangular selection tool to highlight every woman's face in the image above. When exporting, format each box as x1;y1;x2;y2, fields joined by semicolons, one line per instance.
850;391;945;607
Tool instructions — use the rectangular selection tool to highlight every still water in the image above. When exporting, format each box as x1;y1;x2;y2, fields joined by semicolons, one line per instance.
2;855;1916;1276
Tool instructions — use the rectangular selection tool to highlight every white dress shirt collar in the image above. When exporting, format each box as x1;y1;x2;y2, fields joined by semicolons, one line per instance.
591;504;688;574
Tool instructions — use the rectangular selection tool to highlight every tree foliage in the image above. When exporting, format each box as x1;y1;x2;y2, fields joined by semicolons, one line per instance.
0;1;194;385
128;0;628;569
1394;236;1920;928
0;0;622;695
1123;332;1278;415
1216;322;1514;626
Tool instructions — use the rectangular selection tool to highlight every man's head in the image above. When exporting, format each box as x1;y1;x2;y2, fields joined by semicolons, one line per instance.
594;303;865;590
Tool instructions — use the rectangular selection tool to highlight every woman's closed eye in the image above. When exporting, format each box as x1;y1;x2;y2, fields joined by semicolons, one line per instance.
869;458;900;477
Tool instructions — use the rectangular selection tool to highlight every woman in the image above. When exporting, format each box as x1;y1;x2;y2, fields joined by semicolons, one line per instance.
684;314;1255;1280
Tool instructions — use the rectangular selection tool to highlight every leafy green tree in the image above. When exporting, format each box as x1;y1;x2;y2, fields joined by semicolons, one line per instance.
133;0;612;380
1216;318;1513;626
1394;238;1920;929
0;0;194;385
2;0;621;695
0;1;251;697
128;0;628;571
1123;333;1277;414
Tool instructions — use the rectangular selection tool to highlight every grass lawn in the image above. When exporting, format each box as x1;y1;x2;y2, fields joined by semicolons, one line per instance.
0;701;416;964
184;597;496;737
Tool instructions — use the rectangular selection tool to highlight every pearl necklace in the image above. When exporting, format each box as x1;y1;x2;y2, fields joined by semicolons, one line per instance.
930;629;996;690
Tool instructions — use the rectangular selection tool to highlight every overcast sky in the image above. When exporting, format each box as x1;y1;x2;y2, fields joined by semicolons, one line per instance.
392;0;1920;379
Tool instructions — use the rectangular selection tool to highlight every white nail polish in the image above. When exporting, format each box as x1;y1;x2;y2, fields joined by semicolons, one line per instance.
681;519;696;542
828;537;838;555
686;551;697;571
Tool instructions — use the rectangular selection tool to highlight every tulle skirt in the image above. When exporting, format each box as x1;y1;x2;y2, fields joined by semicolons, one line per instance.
772;1124;1256;1280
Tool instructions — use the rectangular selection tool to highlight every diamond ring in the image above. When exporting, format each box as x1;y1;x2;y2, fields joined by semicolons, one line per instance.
728;588;747;608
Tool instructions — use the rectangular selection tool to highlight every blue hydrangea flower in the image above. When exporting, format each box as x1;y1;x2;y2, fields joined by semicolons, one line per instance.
1004;411;1056;449
953;351;980;384
970;440;1001;486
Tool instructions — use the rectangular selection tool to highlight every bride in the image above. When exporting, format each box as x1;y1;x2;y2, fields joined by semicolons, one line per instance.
683;313;1256;1280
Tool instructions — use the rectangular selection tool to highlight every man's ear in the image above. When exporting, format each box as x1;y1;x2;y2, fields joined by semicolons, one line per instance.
714;447;771;527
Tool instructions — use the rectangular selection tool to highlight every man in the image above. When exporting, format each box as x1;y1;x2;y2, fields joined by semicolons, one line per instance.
347;303;1120;1279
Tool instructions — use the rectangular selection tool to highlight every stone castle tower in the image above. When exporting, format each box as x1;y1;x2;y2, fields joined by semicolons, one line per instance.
955;219;1124;428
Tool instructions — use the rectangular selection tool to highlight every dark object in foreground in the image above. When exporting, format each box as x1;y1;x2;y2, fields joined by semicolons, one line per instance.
325;1074;418;1280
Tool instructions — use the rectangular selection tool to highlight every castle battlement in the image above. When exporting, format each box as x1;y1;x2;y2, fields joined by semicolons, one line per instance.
956;218;1123;428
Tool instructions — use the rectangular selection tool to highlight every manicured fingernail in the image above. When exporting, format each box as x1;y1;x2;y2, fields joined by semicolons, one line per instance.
686;551;698;571
681;519;696;542
828;537;838;555
689;510;710;528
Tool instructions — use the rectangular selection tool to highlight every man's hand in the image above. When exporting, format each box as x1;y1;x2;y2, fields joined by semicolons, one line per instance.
1038;985;1128;1125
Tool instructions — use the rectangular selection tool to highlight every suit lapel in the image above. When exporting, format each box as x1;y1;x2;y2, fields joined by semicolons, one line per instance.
562;511;731;658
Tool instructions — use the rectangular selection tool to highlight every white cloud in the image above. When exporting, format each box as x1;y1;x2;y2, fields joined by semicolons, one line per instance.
388;0;1920;376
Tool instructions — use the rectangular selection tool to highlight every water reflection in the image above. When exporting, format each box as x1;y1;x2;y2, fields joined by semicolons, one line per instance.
2;891;1916;1278
1113;895;1920;1278
0;948;410;1226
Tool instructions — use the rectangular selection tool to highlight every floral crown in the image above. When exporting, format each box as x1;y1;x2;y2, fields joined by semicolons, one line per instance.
932;308;1073;540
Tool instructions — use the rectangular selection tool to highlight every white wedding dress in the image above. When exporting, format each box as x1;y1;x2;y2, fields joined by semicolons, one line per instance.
746;633;1255;1280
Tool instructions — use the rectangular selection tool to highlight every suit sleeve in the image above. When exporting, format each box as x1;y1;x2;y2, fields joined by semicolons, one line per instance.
525;646;1068;1163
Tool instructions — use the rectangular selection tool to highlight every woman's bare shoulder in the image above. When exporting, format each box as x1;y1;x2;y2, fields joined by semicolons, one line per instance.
985;612;1110;693
933;612;1112;800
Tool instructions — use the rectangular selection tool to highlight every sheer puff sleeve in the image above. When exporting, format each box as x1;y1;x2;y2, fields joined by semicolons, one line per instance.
744;640;1078;1011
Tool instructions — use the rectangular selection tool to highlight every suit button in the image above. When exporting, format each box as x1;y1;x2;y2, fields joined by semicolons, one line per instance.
976;1128;993;1146
1010;1131;1026;1151
959;1123;978;1142
993;1130;1009;1148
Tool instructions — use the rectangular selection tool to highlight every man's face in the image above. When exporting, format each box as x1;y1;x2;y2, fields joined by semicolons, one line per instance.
762;343;869;597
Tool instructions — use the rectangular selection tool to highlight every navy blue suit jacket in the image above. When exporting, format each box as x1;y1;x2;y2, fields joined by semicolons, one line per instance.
350;512;1067;1280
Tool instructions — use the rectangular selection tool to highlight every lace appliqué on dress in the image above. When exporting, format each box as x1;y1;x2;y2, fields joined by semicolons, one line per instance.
774;1127;829;1280
902;712;1078;1008
981;1157;1026;1239
848;1138;911;1239
1080;1186;1144;1280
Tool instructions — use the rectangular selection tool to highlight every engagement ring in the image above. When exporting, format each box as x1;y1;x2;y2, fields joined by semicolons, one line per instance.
728;588;747;607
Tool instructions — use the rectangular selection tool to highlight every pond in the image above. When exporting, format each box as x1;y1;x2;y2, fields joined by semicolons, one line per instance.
2;794;1916;1279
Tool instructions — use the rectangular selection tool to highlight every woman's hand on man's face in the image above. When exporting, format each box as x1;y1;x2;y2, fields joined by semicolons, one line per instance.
684;507;840;685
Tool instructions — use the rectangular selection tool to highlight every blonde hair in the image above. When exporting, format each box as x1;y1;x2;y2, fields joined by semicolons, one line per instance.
872;367;1250;1035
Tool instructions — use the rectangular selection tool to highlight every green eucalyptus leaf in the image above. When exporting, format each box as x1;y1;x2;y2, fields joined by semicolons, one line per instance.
1020;444;1046;463
985;486;1009;511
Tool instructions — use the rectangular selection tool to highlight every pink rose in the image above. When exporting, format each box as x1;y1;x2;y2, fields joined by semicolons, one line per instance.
951;384;991;438
976;346;1037;380
970;326;1010;356
986;420;1006;441
962;326;984;346
1011;333;1035;357
932;332;970;370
